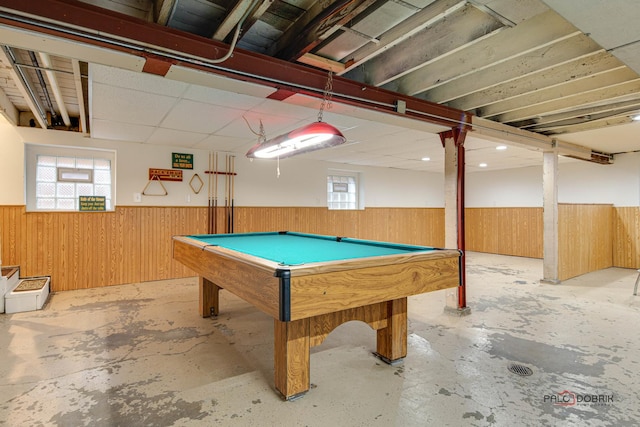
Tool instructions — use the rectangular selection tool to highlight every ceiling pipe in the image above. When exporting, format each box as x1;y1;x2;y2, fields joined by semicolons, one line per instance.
38;51;71;126
0;45;48;128
71;59;88;134
27;51;58;123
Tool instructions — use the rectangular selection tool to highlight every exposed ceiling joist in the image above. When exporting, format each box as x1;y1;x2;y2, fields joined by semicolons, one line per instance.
0;45;47;128
340;0;465;77
276;0;379;61
424;34;606;105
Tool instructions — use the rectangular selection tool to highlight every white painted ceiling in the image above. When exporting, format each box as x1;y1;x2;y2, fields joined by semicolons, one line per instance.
89;62;563;173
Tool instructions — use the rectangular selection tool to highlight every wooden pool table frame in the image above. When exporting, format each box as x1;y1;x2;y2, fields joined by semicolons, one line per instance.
173;233;461;400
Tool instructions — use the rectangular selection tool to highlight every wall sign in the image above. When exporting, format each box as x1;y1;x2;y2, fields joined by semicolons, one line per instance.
79;196;106;211
148;168;183;181
172;153;193;169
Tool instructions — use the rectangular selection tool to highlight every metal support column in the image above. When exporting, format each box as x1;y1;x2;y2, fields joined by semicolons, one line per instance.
440;125;470;314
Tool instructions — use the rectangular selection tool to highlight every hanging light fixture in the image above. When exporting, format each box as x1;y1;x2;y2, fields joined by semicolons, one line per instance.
246;71;346;159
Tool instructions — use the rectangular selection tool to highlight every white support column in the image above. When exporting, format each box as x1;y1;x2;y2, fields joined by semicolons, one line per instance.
542;149;560;284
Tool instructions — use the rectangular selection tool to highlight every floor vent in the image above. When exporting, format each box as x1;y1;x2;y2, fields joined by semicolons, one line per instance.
508;363;533;376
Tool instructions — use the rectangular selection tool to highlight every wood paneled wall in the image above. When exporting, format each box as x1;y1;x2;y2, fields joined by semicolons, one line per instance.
465;208;543;258
2;204;637;291
613;207;640;269
232;207;445;247
0;206;444;292
558;204;613;280
0;206;208;292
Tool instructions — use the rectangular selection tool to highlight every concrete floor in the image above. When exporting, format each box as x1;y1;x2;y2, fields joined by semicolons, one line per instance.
1;252;639;426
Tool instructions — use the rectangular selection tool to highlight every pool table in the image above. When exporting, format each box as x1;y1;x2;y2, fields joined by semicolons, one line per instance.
172;231;461;400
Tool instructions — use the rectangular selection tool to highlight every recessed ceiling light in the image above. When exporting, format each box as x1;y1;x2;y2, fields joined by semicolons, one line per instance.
496;145;507;150
421;157;431;161
632;114;640;121
479;163;488;168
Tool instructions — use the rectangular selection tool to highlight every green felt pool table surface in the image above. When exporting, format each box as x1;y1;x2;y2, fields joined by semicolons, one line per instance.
186;231;439;265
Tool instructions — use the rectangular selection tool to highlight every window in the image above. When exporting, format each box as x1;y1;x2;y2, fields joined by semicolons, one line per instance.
327;172;361;210
26;144;115;211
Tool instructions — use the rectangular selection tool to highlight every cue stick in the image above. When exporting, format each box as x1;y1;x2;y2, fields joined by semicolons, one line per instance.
213;152;218;234
207;151;213;234
224;154;231;233
230;155;235;233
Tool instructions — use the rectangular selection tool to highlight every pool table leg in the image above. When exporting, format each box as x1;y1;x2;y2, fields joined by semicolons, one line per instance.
375;297;408;364
199;276;220;318
273;318;310;400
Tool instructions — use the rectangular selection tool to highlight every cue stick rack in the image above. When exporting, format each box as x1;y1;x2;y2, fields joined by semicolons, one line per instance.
205;152;236;234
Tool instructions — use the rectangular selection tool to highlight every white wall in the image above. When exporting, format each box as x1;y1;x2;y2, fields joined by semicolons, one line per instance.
466;152;640;207
0;121;25;204
559;152;640;206
0;126;445;208
2;124;639;209
466;165;542;207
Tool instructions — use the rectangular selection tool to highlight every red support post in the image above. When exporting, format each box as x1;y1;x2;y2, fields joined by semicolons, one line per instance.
439;121;469;310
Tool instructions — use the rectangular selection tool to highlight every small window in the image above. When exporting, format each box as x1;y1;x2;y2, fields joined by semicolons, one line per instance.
327;172;361;210
26;144;115;212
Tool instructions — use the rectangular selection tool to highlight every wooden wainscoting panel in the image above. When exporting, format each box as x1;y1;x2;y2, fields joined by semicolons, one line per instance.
613;207;640;269
231;207;445;247
558;204;613;280
0;206;208;292
465;208;543;258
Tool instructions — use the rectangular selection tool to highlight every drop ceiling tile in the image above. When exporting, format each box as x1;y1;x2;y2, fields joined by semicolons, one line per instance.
166;66;276;98
91;119;155;142
91;83;178;126
91;64;188;97
250;98;319;121
182;84;266;110
160;99;245;134
196;134;256;152
215;114;307;139
146;127;208;146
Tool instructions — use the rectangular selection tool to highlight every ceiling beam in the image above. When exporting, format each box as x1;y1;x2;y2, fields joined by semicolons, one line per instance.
424;34;606;105
0;0;467;129
339;0;465;76
449;51;623;111
155;0;176;25
38;52;71;126
381;9;581;96
344;4;505;87
0;45;48;128
477;67;638;119
238;0;275;38
72;59;88;134
297;52;346;72
523;98;640;130
275;0;378;61
492;78;640;124
212;0;257;41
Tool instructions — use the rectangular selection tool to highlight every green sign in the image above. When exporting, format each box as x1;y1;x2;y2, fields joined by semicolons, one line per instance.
172;152;193;169
79;196;106;211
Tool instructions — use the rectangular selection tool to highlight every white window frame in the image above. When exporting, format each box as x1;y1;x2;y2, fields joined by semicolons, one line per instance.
327;169;364;210
25;143;116;212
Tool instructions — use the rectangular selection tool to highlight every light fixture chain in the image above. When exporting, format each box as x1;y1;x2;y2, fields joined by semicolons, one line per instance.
317;70;334;122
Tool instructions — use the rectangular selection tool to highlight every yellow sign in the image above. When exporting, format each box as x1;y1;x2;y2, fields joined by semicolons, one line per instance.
79;196;106;211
